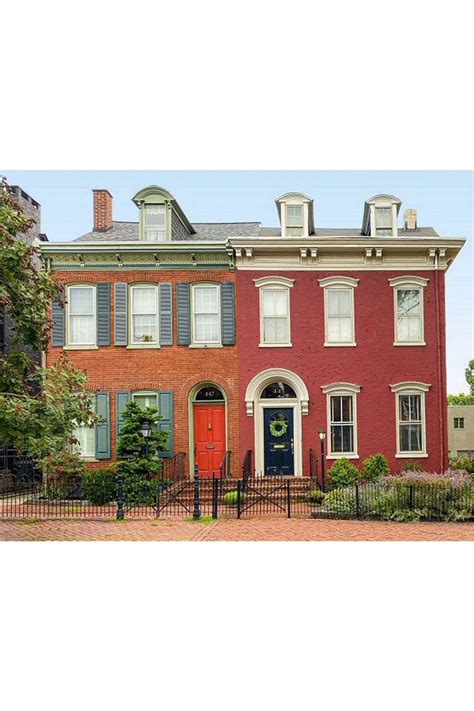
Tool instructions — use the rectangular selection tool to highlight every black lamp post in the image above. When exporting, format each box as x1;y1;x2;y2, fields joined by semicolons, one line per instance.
319;429;327;491
140;420;152;459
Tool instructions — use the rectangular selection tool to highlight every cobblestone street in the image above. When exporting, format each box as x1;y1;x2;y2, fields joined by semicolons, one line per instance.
1;517;474;541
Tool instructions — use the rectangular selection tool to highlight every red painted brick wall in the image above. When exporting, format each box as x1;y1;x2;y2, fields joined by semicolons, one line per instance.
236;269;448;475
47;270;238;476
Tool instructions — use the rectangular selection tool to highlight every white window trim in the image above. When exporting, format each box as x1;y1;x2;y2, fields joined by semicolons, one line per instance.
390;381;430;458
318;276;358;347
389;276;428;346
65;284;97;349
281;202;309;238
254;277;294;348
191;283;222;347
370;201;398;238
322;383;360;459
143;204;167;242
128;283;160;349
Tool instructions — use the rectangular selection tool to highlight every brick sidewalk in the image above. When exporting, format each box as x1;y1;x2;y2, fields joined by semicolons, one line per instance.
1;517;474;541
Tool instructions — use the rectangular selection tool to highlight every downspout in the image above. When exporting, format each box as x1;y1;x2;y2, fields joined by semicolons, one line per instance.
434;249;444;471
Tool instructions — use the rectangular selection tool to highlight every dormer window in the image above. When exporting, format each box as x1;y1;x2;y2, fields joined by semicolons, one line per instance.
144;205;166;242
286;206;304;236
132;186;196;242
362;194;401;238
275;193;314;238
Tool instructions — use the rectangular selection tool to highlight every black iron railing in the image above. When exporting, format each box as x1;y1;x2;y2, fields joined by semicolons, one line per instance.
242;449;253;482
220;450;232;479
161;452;186;481
309;448;319;485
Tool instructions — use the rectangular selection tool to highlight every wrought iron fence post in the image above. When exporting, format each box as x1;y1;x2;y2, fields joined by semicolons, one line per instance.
156;480;160;518
355;483;360;518
193;464;201;520
287;478;291;518
116;473;125;520
409;484;414;511
212;475;219;519
237;480;242;519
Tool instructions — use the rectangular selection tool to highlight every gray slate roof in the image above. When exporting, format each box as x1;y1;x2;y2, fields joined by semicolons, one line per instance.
74;221;262;243
74;221;439;243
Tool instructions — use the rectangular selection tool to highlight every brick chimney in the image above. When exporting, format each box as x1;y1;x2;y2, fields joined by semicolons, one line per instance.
93;189;113;232
404;208;418;231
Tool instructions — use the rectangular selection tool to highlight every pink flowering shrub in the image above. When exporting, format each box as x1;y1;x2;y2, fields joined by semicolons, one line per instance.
391;469;472;487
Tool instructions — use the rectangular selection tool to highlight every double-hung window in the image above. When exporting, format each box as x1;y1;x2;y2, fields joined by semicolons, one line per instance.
391;382;430;457
254;277;294;347
375;207;393;236
389;276;428;345
192;284;221;345
73;423;96;458
130;285;159;345
319;277;358;346
454;417;465;429
144;205;166;241
322;383;360;459
286;205;304;236
67;285;96;347
132;392;158;410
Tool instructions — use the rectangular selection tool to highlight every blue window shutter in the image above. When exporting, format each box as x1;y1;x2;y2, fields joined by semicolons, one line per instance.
97;283;111;346
158;390;174;458
95;392;111;460
177;283;191;345
116;391;131;434
51;288;65;346
159;283;173;345
221;282;236;345
114;283;128;346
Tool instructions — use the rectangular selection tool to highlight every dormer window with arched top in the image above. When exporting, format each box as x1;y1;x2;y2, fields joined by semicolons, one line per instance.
132;185;196;242
362;194;402;238
275;193;314;238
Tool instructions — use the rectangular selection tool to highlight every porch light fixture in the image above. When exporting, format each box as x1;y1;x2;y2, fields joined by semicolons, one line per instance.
319;429;326;441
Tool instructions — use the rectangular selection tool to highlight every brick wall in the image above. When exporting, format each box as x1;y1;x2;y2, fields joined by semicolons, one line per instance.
236;269;448;474
48;269;238;476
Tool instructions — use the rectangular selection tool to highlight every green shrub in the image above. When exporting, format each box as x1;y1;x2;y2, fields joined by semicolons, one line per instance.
327;458;360;489
400;461;424;473
83;467;117;505
223;490;246;506
306;488;325;504
363;453;390;481
321;488;357;515
449;456;474;474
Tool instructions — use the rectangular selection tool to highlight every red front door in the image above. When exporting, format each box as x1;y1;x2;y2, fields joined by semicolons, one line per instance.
193;404;226;478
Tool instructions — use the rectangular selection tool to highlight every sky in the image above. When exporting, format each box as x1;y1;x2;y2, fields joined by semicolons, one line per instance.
2;170;473;393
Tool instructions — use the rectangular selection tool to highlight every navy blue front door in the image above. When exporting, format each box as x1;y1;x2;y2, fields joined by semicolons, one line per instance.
264;408;294;476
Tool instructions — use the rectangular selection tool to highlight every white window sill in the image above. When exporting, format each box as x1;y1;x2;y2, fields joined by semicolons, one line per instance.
395;453;428;458
258;343;293;348
80;457;98;462
324;342;357;348
64;345;99;350
189;343;223;349
127;344;160;349
327;453;359;460
393;342;426;347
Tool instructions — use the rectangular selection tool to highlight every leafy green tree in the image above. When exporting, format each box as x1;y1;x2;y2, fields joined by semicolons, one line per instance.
448;360;474;405
0;182;96;466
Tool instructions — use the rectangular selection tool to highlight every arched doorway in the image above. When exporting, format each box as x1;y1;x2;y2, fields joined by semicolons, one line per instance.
190;384;227;479
245;368;309;477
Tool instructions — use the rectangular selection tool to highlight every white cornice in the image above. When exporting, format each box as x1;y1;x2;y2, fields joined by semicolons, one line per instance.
40;241;228;254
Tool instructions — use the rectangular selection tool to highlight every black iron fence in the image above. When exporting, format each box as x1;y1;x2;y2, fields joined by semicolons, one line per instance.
1;468;473;522
311;480;474;522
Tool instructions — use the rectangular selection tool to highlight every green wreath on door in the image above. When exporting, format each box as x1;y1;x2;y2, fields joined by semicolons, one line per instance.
269;418;288;438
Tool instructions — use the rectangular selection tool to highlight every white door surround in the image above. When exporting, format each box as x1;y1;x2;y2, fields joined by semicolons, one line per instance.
244;368;310;477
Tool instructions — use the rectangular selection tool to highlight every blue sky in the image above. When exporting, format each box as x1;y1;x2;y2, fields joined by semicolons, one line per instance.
3;170;472;393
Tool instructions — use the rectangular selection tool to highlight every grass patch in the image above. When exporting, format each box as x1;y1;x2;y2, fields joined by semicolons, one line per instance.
185;516;215;525
15;518;42;525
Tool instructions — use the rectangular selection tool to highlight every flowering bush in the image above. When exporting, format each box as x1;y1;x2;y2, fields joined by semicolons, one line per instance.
391;469;472;487
41;451;87;499
449;456;474;474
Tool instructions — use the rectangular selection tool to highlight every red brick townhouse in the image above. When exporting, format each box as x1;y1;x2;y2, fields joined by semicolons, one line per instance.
41;187;464;479
41;186;244;478
228;193;464;476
